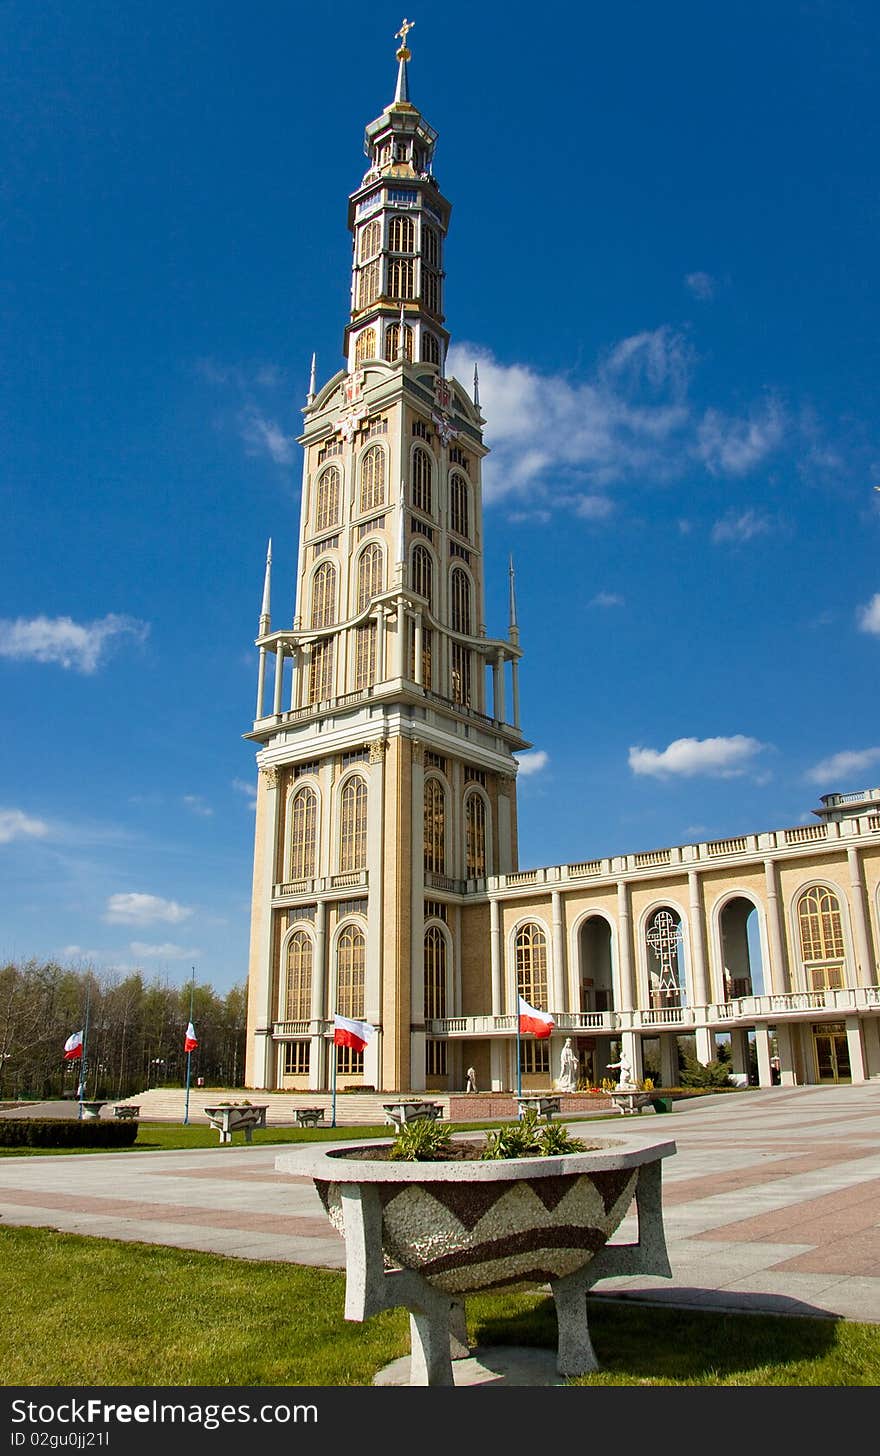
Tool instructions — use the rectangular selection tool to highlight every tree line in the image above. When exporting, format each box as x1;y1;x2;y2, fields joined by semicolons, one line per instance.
0;960;247;1101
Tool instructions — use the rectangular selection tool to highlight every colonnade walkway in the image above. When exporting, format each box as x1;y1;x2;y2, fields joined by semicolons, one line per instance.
0;1083;877;1323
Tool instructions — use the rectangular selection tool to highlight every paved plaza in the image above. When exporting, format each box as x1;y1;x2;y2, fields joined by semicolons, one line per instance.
0;1084;878;1324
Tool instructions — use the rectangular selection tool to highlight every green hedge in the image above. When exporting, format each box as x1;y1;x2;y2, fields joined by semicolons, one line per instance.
0;1119;139;1148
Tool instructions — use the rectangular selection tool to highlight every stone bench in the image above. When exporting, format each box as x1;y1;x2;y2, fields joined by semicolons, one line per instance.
517;1095;561;1121
382;1101;444;1131
203;1105;268;1143
610;1091;655;1116
293;1107;325;1128
114;1105;140;1120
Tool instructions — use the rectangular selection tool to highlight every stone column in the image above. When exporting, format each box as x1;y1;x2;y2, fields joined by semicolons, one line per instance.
414;612;423;686
395;601;407;679
510;659;520;730
256;647;268;718
616;880;635;1012
490;897;502;1017
845;1017;867;1084
365;741;386;1044
310;901;327;1090
688;870;710;1006
272;643;285;716
847;846;874;988
551;890;566;1014
754;1025;773;1087
375;607;386;682
493;653;506;723
775;1023;797;1086
763;858;790;993
245;765;282;1089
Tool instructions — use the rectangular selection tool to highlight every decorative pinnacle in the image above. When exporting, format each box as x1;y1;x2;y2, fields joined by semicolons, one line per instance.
307;352;316;404
508;554;520;643
393;18;414;103
473;363;480;410
395;17;415;60
259;539;272;633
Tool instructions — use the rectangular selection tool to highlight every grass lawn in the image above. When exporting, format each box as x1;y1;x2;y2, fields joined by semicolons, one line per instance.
0;1225;877;1387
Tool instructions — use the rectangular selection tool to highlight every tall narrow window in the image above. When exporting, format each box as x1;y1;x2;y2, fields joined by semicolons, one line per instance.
357;259;380;309
315;466;340;531
423;224;439;268
798;886;846;990
516;923;548;1009
421;332;441;366
340;776;368;872
354;622;376;690
450;473;469;538
388;256;415;300
424;777;446;875
289;787;317;880
450;642;471;706
355;328;376;365
424;925;447;1019
411;447;433;514
308;639;334;704
384;322;413;361
360;446;386;512
389;215;415;252
450;569;471;635
356;542;383;609
336;923;366;1018
411;544;433;604
284;931;313;1020
310;561;336;628
422;269;440;315
465;792;487;878
359;219;381;262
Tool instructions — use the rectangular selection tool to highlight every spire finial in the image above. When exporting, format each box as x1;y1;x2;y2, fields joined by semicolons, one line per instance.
259;539;273;634
473;363;480;410
394;18;414;103
508;554;520;644
307;352;316;405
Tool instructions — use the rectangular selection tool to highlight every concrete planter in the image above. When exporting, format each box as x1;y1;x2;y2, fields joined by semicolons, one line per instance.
283;1131;675;1385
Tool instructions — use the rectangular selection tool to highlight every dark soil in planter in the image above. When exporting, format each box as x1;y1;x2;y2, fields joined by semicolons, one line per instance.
329;1139;606;1163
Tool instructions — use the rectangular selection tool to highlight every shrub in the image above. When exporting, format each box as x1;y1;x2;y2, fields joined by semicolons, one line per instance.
0;1119;139;1149
388;1119;454;1161
678;1056;734;1089
481;1109;586;1160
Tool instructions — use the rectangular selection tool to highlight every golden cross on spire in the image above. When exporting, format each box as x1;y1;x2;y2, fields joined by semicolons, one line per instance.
396;17;415;58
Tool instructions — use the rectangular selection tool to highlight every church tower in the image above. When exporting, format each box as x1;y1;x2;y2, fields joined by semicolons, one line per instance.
244;26;528;1094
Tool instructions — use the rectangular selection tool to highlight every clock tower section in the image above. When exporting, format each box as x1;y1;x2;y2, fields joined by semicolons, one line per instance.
244;33;528;1094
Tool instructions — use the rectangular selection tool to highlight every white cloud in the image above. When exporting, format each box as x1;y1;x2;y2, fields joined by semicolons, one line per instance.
628;735;768;779
240;409;294;465
711;509;775;545
684;271;716;301
104;893;193;925
0;808;50;844
589;592;624;608
515;750;549;777
232;777;258;801
696;399;786;476
805;747;880;784
856;594;880;634
182;795;213;818
130;942;202;959
0;614;149;673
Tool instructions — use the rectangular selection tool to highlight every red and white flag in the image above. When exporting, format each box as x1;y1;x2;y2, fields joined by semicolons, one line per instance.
184;1021;198;1053
63;1030;84;1061
518;995;554;1039
333;1014;375;1054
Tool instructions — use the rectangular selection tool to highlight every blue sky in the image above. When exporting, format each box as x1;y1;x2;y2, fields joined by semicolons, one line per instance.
2;1;879;995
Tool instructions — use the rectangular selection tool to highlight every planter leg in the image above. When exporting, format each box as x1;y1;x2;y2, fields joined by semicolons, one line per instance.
449;1301;469;1360
409;1310;454;1386
550;1272;600;1377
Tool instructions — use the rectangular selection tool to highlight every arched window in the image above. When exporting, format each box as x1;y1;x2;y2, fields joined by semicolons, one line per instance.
423;225;439;268
450;473;469;538
411;544;433;604
284;931;313;1020
411;447;433;514
354;622;376;690
336;923;365;1018
422;269;440;315
421;332;441;366
424;777;446;875
359;219;381;263
424;925;447;1019
340;776;368;872
515;923;548;1009
311;561;336;628
357;542;383;610
465;792;487;878
384;322;413;362
450;568;471;634
646;908;684;1007
307;639;334;704
798;886;846;990
389;214;415;253
388;256;414;300
315;466;340;532
355;328;376;365
357;259;380;310
360;445;386;512
289;787;317;880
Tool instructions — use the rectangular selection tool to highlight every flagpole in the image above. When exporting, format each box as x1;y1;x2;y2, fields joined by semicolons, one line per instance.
516;997;522;1101
79;980;92;1121
331;1037;338;1129
183;970;195;1126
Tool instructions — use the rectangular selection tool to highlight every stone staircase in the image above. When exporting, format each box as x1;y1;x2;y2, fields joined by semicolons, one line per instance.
114;1087;452;1128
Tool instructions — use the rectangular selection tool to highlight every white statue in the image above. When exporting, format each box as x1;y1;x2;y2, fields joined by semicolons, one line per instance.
607;1052;636;1090
465;1066;477;1093
556;1038;578;1093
